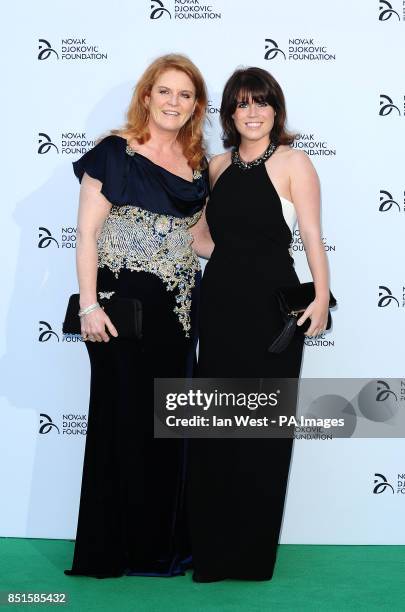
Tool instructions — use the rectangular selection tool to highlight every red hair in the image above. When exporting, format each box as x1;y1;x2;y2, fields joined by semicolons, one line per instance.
114;54;207;170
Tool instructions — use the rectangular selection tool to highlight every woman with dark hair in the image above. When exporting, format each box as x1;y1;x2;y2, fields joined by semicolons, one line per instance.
64;54;210;578
188;67;330;581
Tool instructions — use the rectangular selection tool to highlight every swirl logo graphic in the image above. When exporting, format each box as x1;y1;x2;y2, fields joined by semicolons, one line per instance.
376;380;398;402
38;133;59;155
379;94;401;116
379;1;400;21
378;286;400;307
373;473;394;494
150;0;171;19
39;413;60;435
39;321;60;342
379;190;401;212
38;227;60;248
38;39;59;60
264;39;286;61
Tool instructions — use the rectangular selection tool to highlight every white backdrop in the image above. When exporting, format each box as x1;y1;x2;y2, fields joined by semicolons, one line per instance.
1;0;404;542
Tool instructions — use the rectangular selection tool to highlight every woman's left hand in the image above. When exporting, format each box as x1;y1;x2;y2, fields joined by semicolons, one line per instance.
296;297;329;337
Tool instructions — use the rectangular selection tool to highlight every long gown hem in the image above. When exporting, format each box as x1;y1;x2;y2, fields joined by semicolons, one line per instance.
64;554;193;579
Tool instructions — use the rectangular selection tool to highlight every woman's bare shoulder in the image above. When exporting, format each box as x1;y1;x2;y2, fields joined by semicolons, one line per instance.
209;151;232;184
276;145;311;164
209;151;232;168
275;146;316;175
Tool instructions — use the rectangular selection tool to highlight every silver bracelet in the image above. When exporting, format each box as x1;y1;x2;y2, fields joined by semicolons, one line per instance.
78;302;101;317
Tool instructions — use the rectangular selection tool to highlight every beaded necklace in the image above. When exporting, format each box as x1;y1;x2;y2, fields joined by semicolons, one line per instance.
231;141;277;170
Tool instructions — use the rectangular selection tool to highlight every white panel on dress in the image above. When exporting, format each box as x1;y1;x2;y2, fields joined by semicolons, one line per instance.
280;196;297;233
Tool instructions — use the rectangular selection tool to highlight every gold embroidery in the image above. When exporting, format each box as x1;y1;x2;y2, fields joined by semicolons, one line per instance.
97;205;202;336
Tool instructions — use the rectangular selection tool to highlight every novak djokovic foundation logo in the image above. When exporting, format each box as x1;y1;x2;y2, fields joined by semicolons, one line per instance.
38;227;59;248
39;414;60;434
379;189;405;212
39;321;60;342
291;229;336;253
38;321;83;343
150;0;222;20
150;0;172;18
207;100;220;114
376;379;401;402
379;94;405;116
39;413;87;436
378;285;405;307
264;37;336;62
304;332;335;348
38;133;59;154
378;0;405;21
38;133;95;155
373;473;405;494
292;133;336;157
38;226;76;249
38;38;108;60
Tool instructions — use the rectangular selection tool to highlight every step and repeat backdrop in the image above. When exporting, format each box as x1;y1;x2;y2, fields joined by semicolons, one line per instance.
1;0;404;542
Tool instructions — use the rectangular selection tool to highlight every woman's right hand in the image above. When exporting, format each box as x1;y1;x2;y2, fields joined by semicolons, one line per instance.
81;308;118;342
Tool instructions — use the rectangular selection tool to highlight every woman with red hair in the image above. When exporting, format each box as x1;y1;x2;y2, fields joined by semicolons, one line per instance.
65;54;210;578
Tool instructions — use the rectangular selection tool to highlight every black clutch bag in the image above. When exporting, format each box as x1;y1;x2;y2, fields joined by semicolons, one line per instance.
268;282;337;354
63;293;143;340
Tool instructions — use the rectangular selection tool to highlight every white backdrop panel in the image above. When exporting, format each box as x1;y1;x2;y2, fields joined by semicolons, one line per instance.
0;0;404;542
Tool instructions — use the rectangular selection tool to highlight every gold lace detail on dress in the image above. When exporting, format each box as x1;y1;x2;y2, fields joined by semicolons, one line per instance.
97;205;202;336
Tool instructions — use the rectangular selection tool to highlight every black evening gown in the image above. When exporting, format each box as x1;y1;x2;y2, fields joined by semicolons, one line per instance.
64;135;208;578
188;149;304;581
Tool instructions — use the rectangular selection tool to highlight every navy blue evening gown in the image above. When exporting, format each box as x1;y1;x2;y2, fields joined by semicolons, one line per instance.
65;135;208;578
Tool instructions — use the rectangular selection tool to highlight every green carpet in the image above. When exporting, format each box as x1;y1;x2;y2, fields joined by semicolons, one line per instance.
0;539;404;611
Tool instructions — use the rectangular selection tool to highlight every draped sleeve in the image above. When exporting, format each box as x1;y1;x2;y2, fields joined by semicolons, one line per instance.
72;135;125;203
72;135;208;215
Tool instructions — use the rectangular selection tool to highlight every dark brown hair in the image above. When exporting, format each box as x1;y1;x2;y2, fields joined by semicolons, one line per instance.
220;66;295;149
